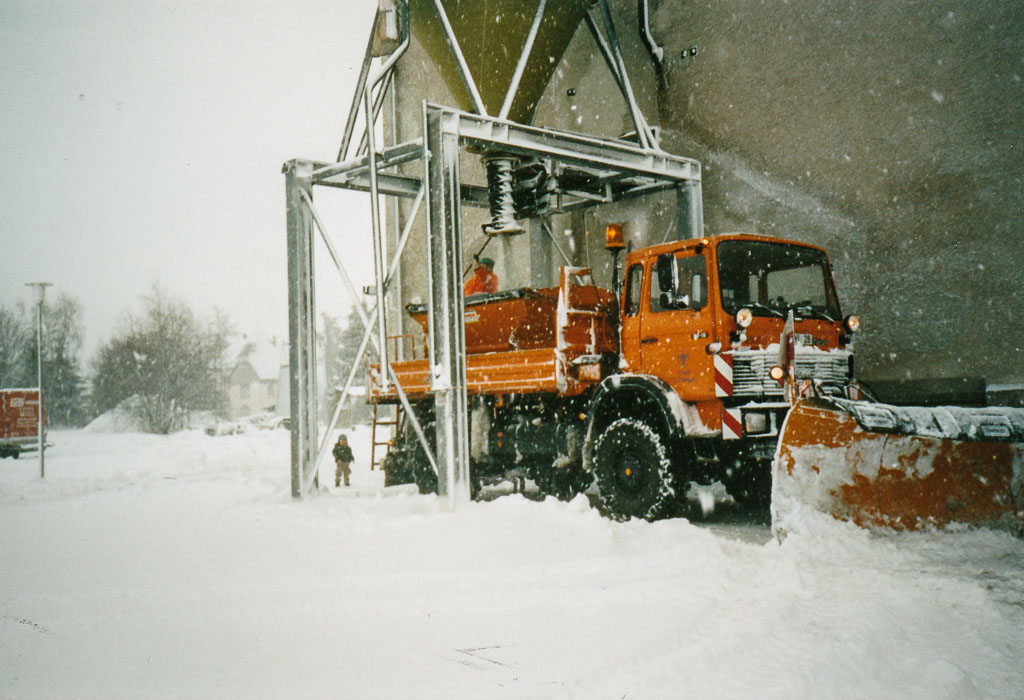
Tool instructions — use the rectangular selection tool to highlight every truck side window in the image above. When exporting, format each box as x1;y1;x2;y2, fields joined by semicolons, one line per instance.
624;264;643;316
651;253;707;312
678;255;708;309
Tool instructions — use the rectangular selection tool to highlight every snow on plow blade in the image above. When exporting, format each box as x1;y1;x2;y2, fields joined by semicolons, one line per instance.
773;398;1024;532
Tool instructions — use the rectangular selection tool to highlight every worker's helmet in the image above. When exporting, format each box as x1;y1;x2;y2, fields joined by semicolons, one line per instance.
478;257;495;268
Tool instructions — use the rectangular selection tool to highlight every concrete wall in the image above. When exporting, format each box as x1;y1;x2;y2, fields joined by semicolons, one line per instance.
388;0;1023;383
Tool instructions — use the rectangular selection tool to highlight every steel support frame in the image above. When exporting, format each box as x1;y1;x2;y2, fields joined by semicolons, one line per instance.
285;160;318;498
423;105;472;508
288;104;702;500
313;111;700;209
286;0;703;504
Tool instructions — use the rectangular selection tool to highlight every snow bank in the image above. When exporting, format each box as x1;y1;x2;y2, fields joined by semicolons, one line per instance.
1;428;1022;699
82;405;143;433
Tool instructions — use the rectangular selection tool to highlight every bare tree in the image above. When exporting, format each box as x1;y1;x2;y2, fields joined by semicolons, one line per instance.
91;285;226;434
1;296;88;427
0;304;31;388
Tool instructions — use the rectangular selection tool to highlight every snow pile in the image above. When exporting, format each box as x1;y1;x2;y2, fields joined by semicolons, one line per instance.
2;427;1023;698
82;405;144;433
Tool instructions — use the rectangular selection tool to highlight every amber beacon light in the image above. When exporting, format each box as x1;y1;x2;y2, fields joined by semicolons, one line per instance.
605;223;625;250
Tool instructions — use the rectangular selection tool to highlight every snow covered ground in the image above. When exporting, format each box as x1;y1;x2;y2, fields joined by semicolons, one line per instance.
2;425;1023;699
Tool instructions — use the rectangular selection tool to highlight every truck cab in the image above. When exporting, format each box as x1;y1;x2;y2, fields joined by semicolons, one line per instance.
580;233;855;516
619;233;850;422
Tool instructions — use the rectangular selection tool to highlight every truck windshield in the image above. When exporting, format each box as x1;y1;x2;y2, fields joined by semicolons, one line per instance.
717;240;841;321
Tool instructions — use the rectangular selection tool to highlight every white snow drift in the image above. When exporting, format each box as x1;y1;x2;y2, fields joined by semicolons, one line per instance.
1;426;1023;699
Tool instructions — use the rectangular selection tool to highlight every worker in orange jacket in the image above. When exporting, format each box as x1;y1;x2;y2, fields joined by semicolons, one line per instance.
463;257;498;296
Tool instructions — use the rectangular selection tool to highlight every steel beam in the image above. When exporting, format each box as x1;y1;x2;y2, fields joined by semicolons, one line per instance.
316;139;425;182
337;11;380;162
428;0;487;116
365;88;389;394
285;159;318;498
444;108;698;182
585;1;657;150
424;104;471;508
314;166;491;209
499;0;548;121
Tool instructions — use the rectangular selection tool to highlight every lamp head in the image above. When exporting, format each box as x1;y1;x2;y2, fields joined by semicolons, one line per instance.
25;282;53;305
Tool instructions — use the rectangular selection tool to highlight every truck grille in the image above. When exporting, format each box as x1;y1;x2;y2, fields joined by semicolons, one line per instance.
731;349;852;398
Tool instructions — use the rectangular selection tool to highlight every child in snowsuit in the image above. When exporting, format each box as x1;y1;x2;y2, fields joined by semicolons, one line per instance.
333;434;354;487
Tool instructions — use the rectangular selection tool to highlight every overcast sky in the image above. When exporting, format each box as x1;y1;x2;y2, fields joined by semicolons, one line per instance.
1;0;378;359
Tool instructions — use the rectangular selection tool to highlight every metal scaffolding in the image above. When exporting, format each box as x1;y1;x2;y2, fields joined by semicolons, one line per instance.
284;0;702;504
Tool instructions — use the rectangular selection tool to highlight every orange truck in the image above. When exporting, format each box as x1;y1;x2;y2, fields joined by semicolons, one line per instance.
0;388;44;459
373;232;861;519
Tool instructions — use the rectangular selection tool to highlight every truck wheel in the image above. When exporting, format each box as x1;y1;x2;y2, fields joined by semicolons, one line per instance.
593;418;676;521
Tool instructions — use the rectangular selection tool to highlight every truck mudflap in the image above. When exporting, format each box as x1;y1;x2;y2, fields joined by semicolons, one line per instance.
772;397;1024;532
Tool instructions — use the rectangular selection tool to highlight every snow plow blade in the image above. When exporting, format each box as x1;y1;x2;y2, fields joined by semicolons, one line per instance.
772;397;1024;532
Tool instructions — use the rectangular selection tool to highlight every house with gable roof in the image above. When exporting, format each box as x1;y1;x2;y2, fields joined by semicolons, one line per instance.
226;335;288;419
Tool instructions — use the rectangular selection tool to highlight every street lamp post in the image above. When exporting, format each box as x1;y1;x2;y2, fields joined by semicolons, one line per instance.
25;282;52;478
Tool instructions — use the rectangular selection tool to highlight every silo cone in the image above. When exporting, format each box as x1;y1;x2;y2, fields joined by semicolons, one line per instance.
409;0;590;235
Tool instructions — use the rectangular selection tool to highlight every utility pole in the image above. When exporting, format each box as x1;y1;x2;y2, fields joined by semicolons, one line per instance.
25;282;51;478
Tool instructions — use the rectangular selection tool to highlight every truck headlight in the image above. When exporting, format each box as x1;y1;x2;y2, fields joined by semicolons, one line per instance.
844;314;861;333
744;411;769;435
736;308;753;328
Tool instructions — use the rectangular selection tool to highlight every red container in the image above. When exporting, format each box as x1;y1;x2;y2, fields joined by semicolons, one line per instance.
1;389;43;456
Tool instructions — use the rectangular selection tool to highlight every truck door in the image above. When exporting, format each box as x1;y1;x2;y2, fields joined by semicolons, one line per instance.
640;250;714;399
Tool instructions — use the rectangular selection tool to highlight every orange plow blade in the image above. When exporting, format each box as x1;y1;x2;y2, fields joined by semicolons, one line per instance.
772;398;1024;532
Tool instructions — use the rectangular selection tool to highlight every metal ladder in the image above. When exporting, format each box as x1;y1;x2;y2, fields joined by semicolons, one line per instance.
369;402;400;470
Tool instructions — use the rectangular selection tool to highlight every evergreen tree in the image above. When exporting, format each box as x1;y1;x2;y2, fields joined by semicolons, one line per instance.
39;294;88;427
335;307;369;388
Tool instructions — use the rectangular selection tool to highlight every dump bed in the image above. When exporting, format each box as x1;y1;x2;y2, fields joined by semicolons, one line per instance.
372;267;616;400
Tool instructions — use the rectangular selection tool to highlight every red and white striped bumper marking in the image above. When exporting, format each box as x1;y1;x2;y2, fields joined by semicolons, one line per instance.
714;353;733;397
722;408;742;440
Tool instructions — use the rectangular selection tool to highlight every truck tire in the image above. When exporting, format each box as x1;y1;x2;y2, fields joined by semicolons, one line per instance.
593;417;676;521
